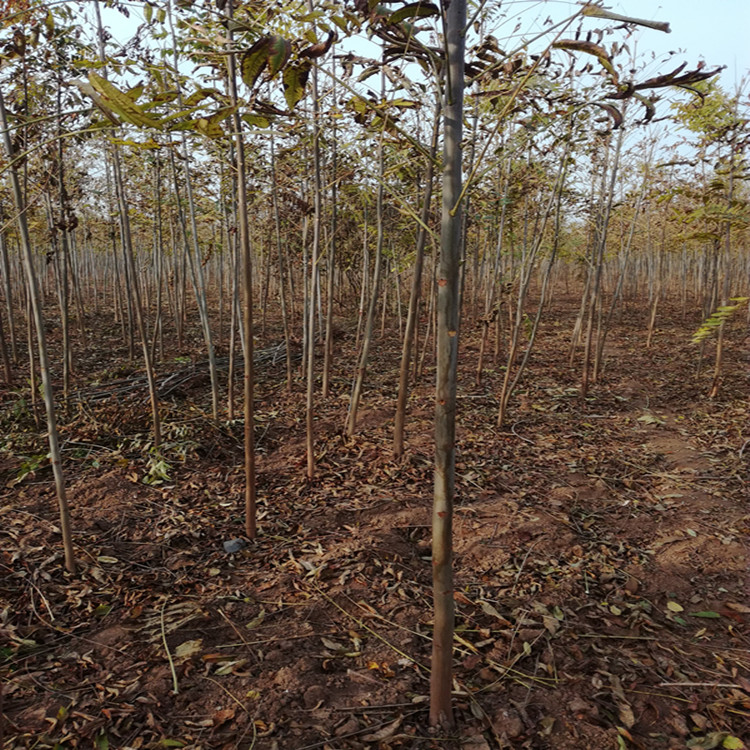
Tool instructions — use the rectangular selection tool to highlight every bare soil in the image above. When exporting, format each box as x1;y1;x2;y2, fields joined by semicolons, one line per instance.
1;296;748;749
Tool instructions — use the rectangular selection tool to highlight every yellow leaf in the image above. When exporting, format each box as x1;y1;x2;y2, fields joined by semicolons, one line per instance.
175;639;203;659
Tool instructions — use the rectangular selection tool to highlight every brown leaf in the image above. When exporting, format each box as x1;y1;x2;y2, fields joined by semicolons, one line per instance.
361;715;403;742
213;708;236;726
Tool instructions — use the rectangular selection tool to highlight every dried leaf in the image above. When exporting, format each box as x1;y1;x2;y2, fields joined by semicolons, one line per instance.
175;639;203;660
361;715;403;742
212;708;236;726
245;609;265;629
581;4;670;33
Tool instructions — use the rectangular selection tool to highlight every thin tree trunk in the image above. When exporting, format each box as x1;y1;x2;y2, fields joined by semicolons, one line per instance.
163;2;219;419
394;102;440;457
354;203;369;352
306;22;323;478
431;0;465;727
0;88;75;574
322;55;338;398
0;301;11;384
346;113;386;437
270;137;293;391
582;127;624;399
0;220;17;362
227;0;256;537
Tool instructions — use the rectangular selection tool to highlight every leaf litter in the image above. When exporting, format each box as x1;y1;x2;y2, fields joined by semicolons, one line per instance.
1;300;748;749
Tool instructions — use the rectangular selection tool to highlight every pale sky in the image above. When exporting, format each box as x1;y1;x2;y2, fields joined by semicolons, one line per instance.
605;0;748;85
99;1;750;90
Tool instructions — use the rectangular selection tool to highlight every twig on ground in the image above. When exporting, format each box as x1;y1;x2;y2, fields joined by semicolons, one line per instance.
161;600;179;694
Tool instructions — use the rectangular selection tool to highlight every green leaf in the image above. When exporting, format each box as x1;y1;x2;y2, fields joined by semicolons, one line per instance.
245;609;265;629
267;36;291;77
241;37;271;91
283;62;311;111
242;114;271;128
689;611;721;619
688;734;730;749
331;15;349;33
722;737;745;749
389;2;439;24
153;91;179;103
358;65;380;83
88;73;163;130
95;733;109;750
144;4;153;24
390;98;418;108
183;88;212;107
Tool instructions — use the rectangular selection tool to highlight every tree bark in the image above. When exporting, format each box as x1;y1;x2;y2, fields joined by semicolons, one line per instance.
227;0;256;537
431;0;465;728
394;102;440;457
0;88;76;574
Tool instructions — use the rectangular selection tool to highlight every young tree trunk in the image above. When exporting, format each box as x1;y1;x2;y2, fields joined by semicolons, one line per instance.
477;159;509;384
593;157;649;378
582;127;624;399
227;0;256;537
354;202;369;352
394;102;440;457
431;0;465;728
270;138;293;391
322;55;337;398
0;88;75;574
497;141;569;426
0;219;17;362
346;122;385;437
0;301;11;384
112;148;162;448
379;256;389;339
150;154;165;364
306;21;323;478
25;295;40;429
167;3;220;419
95;3;160;448
226;166;240;419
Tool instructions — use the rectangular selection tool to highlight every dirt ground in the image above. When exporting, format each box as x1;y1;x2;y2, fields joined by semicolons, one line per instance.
1;296;748;749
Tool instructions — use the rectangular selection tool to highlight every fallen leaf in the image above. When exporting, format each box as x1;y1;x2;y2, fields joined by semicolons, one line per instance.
212;708;235;726
362;715;402;742
175;639;203;660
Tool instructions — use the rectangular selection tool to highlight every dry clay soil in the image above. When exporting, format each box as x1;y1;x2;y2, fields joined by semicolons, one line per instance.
1;297;749;749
